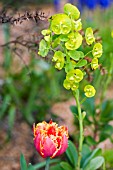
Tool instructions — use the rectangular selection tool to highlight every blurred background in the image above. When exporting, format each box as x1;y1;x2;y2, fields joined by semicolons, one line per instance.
0;0;113;169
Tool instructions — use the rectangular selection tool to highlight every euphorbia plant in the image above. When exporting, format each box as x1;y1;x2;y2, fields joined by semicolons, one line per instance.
36;3;105;170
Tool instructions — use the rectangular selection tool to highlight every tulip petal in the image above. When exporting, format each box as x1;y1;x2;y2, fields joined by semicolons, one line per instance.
53;135;68;158
41;136;56;158
34;133;41;153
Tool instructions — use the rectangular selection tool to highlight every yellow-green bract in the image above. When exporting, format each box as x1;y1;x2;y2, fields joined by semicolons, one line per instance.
92;43;103;58
84;85;96;97
64;3;80;20
51;14;72;35
85;27;95;45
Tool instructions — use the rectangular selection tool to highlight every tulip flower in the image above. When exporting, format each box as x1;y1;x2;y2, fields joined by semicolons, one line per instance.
33;120;69;158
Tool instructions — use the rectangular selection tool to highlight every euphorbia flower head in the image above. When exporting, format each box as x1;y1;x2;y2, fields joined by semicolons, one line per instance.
33;120;69;158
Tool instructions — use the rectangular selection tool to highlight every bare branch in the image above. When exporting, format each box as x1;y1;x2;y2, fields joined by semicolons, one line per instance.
0;10;47;25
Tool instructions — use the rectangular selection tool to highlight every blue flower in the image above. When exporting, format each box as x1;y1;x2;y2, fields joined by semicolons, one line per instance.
98;0;110;8
78;0;85;12
53;0;60;11
85;0;97;9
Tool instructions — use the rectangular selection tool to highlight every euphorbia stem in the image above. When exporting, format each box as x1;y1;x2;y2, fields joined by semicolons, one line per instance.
74;90;84;170
45;157;50;170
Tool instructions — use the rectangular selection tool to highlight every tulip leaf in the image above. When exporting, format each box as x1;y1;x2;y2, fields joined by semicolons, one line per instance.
8;105;16;137
0;94;11;119
34;158;60;170
60;162;73;170
8;106;15;128
65;140;78;168
84;156;105;170
50;164;63;170
20;154;27;170
28;164;35;170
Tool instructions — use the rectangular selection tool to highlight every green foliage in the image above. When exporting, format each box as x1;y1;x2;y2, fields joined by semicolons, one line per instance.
84;156;104;170
65;140;78;167
49;144;104;170
20;154;60;170
82;148;102;168
68;50;84;61
50;164;63;170
0;58;66;135
20;154;27;170
60;162;73;170
81;99;113;145
103;149;113;168
38;39;49;57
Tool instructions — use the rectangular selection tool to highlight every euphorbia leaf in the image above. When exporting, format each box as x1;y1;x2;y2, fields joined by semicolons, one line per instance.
82;148;102;168
68;50;84;61
70;105;78;117
84;156;105;170
59;34;69;42
76;59;87;67
85;136;97;146
65;140;78;167
38;39;49;57
81;144;91;166
52;37;60;48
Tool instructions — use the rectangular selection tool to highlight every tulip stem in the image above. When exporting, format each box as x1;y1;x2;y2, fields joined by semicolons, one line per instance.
45;157;50;170
73;90;84;170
